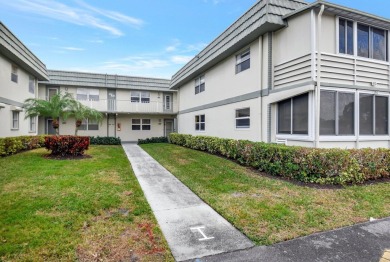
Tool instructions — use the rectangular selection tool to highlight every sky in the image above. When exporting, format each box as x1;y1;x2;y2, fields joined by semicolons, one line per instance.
0;0;389;79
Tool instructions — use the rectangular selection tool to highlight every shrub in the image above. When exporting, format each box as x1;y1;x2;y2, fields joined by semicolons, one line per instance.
168;133;390;185
138;136;169;144
0;135;46;157
45;136;90;156
90;136;121;145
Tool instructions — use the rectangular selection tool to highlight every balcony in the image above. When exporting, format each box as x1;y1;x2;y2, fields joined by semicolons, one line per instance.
274;52;390;90
78;99;178;114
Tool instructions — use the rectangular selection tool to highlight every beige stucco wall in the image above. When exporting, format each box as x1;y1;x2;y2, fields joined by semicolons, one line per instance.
273;10;312;66
178;98;261;141
178;39;261;112
0;55;38;137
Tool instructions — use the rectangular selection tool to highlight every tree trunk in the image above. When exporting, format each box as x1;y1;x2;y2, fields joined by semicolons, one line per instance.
52;119;60;135
75;119;82;136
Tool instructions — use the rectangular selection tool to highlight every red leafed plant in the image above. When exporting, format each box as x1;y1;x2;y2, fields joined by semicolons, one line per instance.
45;136;90;156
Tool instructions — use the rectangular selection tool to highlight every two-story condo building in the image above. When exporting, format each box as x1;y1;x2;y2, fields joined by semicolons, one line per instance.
38;70;177;142
171;0;390;149
1;0;390;149
0;22;49;137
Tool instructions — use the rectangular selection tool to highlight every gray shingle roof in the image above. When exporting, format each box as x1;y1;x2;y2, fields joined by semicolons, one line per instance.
0;22;49;81
170;0;307;90
40;70;171;91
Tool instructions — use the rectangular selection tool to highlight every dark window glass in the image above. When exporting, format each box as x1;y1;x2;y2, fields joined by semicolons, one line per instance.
358;24;370;58
338;93;355;135
236;119;250;128
359;94;374;135
132;125;141;130
236;108;250;118
320;91;336;135
278;99;291;134
375;96;389;135
347;21;354;55
372;28;387;61
339;19;346;54
292;93;308;135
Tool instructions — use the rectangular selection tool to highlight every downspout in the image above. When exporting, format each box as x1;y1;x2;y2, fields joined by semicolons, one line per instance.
315;4;325;148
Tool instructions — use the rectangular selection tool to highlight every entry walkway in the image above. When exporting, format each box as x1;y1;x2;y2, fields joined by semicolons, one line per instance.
122;143;254;261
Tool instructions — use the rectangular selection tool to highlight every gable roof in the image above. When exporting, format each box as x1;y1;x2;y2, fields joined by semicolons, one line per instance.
170;0;308;90
0;22;49;81
40;70;172;91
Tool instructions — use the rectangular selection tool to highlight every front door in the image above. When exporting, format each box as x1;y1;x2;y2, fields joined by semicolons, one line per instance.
107;89;116;111
164;120;174;137
107;114;116;137
164;94;172;112
46;119;56;135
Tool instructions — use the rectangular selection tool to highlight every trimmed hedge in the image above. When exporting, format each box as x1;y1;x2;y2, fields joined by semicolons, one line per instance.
0;136;46;157
138;136;168;144
90;136;121;145
45;136;90;156
169;133;390;185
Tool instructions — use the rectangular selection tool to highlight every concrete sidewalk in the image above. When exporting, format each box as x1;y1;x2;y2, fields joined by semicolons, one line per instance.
122;143;254;261
187;217;390;262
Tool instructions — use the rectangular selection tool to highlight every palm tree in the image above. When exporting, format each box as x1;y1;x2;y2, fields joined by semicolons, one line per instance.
70;101;103;135
24;92;74;135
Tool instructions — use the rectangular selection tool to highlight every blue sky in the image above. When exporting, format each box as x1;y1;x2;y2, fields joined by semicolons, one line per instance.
0;0;389;79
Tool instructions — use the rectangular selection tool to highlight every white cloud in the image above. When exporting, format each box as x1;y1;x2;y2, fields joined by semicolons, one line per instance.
171;55;193;64
62;47;85;51
2;0;144;36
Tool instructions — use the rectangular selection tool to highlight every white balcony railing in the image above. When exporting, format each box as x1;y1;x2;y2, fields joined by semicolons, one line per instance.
274;52;390;89
78;99;178;114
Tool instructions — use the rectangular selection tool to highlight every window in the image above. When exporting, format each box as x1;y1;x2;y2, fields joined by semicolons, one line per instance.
11;65;18;83
338;18;388;61
131;91;150;103
195;115;205;131
195;76;205;94
132;119;151;130
277;93;308;135
357;23;387;61
12;111;19;129
29;116;36;132
77;88;99;101
359;94;389;135
236;49;250;73
29;76;35;94
320;91;355;135
339;19;354;55
79;118;99;131
236;108;250;128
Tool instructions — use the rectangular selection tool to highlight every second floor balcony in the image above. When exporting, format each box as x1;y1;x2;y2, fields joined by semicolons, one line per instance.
79;99;178;114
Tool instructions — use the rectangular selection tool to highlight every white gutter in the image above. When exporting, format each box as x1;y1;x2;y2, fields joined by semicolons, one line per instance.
315;4;325;148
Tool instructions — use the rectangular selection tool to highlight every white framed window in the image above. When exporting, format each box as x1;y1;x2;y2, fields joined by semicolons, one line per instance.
195;75;205;94
132;119;151;130
338;18;354;55
29;116;36;132
11;111;19;130
77;88;99;101
195;114;205;131
236;49;250;73
277;93;309;135
131;91;150;103
236;108;250;128
79;118;99;131
320;90;355;135
337;17;388;61
11;65;18;83
29;76;35;94
359;94;389;135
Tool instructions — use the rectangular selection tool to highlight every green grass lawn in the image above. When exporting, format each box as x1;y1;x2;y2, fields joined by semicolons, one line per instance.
0;146;173;262
142;143;390;245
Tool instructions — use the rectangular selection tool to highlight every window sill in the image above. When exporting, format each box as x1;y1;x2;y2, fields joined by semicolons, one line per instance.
276;134;313;141
320;136;357;142
235;127;250;131
11;128;19;131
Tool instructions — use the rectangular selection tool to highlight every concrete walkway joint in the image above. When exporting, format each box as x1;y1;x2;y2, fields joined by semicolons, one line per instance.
122;143;254;261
